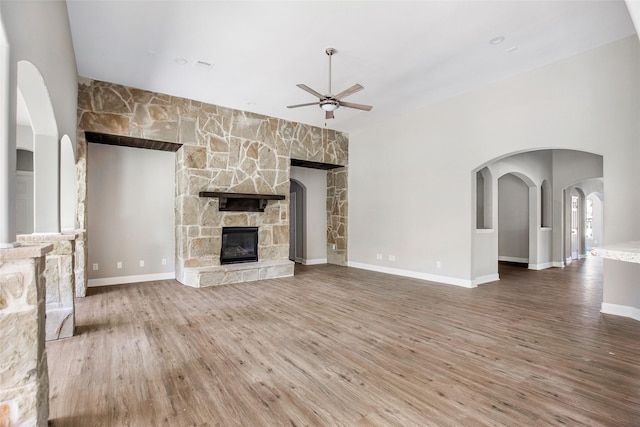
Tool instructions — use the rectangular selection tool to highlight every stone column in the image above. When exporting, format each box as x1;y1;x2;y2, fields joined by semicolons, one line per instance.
72;229;86;298
17;232;77;340
327;166;348;265
0;243;52;427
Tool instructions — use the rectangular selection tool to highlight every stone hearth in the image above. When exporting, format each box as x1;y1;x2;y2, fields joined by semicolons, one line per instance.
181;259;293;288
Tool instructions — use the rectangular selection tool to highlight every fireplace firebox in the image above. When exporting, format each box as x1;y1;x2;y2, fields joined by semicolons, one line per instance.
220;227;259;264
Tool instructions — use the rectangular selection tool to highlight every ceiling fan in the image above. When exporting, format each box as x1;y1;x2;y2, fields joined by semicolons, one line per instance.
287;48;373;120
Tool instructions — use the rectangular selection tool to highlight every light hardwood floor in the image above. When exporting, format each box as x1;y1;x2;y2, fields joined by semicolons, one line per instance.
47;258;640;426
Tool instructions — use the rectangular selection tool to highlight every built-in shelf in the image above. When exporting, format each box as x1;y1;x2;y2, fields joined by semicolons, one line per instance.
591;241;640;264
199;192;285;212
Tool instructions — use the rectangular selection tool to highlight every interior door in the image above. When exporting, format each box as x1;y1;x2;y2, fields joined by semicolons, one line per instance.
571;195;579;260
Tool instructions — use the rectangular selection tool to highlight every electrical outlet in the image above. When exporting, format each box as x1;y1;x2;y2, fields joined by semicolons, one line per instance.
117;261;122;269
376;253;382;260
162;258;167;265
139;260;145;267
92;263;98;271
436;261;442;269
389;255;396;262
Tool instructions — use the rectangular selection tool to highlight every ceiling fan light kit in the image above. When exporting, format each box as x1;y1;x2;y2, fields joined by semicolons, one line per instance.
287;47;373;120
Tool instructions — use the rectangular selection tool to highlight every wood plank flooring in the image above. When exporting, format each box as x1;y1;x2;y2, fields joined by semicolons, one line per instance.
47;258;640;426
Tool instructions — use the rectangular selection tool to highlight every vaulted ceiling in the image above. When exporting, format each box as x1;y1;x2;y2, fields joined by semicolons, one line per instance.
66;1;635;133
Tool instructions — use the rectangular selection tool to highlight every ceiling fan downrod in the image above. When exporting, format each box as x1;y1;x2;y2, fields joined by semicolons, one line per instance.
326;47;336;96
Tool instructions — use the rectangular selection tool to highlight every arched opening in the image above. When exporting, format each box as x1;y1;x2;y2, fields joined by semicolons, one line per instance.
585;192;603;251
567;187;586;262
561;177;603;261
472;149;603;285
498;173;530;265
17;60;59;234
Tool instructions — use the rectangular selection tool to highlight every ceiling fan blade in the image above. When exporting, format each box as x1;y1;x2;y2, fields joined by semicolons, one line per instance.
325;110;334;120
296;84;325;99
287;102;321;109
334;84;364;100
339;101;373;111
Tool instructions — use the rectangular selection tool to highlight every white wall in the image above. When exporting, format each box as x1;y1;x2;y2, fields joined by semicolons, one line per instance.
88;144;175;284
1;1;77;143
0;1;77;244
290;166;327;264
349;36;640;314
586;193;603;250
498;174;529;262
16;125;33;151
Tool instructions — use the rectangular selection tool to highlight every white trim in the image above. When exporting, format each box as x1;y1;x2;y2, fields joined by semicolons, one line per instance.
565;257;573;265
528;262;553;270
552;261;565;268
600;303;640;322
472;274;499;286
347;261;474;288
540;227;552;232
88;272;175;287
498;256;528;263
475;228;494;233
294;257;304;264
578;253;588;259
302;258;327;265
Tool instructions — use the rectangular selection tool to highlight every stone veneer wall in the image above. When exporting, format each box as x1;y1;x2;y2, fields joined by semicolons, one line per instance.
17;233;76;340
76;79;348;288
0;244;52;427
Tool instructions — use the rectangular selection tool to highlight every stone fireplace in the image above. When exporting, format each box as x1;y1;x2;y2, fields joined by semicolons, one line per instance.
75;79;349;291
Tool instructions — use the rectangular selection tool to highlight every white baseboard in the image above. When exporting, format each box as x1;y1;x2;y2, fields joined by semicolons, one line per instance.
347;262;474;288
472;274;500;286
528;262;553;270
498;256;528;264
601;303;640;322
565;257;573;265
301;258;327;265
88;272;176;287
552;261;565;268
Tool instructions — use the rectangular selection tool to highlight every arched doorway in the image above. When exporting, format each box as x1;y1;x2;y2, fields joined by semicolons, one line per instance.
17;60;59;234
585;192;603;251
289;179;305;262
498;173;530;265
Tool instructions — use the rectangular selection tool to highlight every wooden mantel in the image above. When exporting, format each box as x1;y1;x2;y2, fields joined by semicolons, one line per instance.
199;192;285;212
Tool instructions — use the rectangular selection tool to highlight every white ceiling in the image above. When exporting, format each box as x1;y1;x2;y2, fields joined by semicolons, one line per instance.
65;1;636;133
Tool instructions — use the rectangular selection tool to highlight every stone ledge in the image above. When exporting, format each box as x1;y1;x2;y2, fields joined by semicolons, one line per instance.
0;244;53;260
180;259;294;288
17;232;78;243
